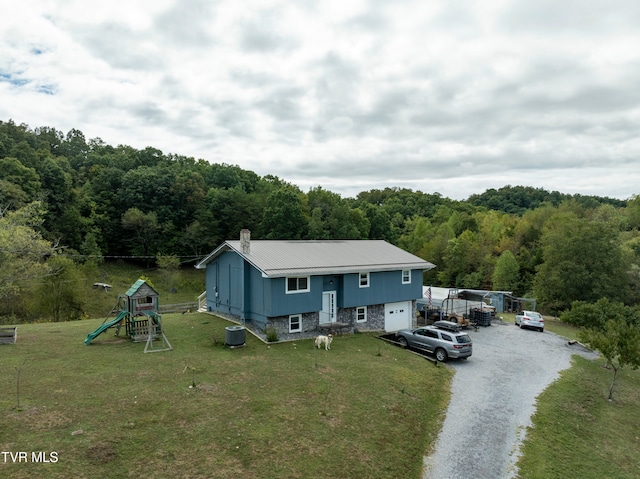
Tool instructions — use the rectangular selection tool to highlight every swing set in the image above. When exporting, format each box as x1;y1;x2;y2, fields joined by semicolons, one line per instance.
84;279;172;353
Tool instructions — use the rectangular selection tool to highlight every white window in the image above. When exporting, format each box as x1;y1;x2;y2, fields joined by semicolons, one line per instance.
356;306;367;323
402;270;411;284
359;272;370;288
286;276;310;294
289;314;302;333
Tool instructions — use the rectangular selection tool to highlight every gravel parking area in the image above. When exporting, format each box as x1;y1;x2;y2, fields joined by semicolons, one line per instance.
422;320;598;479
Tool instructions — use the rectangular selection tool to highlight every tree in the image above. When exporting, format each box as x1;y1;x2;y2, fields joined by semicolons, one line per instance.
85;165;127;253
468;185;565;215
34;126;64;156
262;188;308;239
121;207;160;261
34;255;85;322
625;195;640;229
492;250;520;292
0;180;31;209
79;231;104;263
438;229;482;287
182;219;217;259
421;221;455;286
169;169;207;230
205;186;265;242
0;202;54;306
203;163;260;191
306;186;342;239
308;207;329;239
157;253;181;292
360;203;397;242
579;319;640;400
61;128;88;164
534;213;628;312
324;205;369;239
560;298;632;330
398;216;432;257
119;166;175;221
9;141;38;170
0;157;41;206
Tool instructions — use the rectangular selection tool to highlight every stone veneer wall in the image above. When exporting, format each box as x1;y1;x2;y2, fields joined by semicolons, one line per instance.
352;303;385;331
267;311;319;341
267;300;417;339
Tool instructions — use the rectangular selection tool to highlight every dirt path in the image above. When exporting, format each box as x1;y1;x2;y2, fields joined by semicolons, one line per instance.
422;321;597;479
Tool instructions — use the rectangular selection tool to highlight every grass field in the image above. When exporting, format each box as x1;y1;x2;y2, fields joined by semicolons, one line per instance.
516;355;640;479
80;261;206;319
4;302;638;478
500;312;581;340
0;314;452;478
500;312;640;478
0;261;206;325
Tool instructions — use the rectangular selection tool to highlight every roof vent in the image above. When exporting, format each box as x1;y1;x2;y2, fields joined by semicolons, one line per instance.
240;229;251;254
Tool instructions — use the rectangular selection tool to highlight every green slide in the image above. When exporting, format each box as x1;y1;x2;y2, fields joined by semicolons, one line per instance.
84;311;128;345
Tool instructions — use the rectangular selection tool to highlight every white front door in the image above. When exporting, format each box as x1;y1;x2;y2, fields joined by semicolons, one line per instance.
321;291;337;323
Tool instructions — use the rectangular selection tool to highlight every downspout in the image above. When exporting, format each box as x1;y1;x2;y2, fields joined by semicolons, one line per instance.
240;229;250;322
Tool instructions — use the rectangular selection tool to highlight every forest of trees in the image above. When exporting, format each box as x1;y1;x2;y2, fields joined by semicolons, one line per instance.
1;119;639;323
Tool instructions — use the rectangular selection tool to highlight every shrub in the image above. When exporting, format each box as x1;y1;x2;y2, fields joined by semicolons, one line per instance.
265;326;279;342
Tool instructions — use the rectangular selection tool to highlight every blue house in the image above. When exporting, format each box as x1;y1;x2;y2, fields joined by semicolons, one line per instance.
195;230;436;337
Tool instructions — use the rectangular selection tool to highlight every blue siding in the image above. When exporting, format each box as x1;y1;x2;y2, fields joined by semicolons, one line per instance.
205;251;244;317
342;269;423;307
205;253;323;327
245;265;269;325
206;250;424;325
267;276;323;317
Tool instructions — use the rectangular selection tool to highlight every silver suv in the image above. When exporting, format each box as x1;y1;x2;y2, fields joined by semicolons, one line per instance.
395;320;472;361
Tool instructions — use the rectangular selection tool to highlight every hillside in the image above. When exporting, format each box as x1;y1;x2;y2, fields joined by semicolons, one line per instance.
1;119;639;324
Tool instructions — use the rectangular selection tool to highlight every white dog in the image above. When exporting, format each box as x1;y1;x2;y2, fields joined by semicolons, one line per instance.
314;334;333;350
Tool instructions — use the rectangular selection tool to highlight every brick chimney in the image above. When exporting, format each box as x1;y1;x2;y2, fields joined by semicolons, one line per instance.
240;229;251;254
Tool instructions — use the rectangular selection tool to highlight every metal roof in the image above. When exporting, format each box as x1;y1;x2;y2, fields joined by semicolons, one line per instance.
195;240;435;278
125;279;158;297
421;286;513;301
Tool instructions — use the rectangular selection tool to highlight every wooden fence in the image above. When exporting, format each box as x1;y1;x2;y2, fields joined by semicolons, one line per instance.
158;302;198;314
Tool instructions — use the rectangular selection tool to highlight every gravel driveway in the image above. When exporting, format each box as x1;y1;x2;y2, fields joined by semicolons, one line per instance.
422;320;598;479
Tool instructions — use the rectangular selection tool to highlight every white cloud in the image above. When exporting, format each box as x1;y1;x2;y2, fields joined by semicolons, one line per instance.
1;0;639;201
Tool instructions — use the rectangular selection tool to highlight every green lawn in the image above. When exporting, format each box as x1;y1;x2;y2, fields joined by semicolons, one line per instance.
80;262;206;319
0;314;451;478
500;313;581;340
502;311;640;478
516;356;640;479
5;309;637;478
508;313;640;478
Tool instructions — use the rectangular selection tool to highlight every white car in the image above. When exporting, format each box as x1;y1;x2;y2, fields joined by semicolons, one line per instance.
515;311;544;332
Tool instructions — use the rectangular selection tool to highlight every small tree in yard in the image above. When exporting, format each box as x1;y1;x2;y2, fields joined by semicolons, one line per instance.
560;298;630;330
157;253;180;292
579;319;640;401
33;255;85;322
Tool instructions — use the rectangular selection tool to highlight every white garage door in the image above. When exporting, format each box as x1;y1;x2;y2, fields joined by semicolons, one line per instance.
384;301;412;332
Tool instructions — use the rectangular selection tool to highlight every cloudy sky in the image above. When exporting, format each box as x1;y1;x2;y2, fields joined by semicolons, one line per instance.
2;0;639;200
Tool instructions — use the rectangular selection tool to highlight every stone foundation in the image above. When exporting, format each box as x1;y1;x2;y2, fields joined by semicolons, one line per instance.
207;301;416;343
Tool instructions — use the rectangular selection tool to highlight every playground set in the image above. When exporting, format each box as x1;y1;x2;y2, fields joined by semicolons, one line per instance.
84;279;172;353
